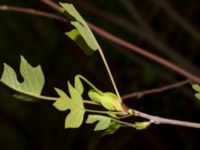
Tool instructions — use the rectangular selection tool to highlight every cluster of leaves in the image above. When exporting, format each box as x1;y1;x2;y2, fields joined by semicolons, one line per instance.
0;56;150;136
192;84;200;100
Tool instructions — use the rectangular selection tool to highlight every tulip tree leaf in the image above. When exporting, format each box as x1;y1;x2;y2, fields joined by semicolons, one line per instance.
53;83;85;128
86;115;111;131
0;56;44;101
60;2;100;55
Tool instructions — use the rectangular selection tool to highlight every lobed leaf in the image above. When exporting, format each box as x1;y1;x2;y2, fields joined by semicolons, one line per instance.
53;84;85;128
0;56;44;101
86;115;111;131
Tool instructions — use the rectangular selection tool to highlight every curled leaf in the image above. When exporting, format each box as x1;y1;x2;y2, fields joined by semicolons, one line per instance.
61;2;100;55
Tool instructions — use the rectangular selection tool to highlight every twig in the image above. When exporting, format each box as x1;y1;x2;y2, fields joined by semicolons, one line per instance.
0;5;67;22
122;79;191;100
134;110;200;129
1;1;200;129
88;23;200;84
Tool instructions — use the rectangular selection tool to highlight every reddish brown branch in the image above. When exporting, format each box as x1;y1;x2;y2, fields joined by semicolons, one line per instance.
1;1;200;129
122;79;191;100
88;23;200;84
0;5;67;22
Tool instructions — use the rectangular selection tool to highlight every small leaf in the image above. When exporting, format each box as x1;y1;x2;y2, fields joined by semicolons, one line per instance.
194;93;200;100
0;56;45;101
192;84;200;93
74;75;84;95
88;90;123;111
61;3;100;55
53;85;85;128
133;121;150;130
101;121;121;136
86;115;111;131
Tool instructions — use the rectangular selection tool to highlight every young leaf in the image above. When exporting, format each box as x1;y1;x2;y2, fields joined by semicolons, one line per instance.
86;115;111;131
53;85;85;128
192;84;200;93
60;3;100;55
0;56;44;100
194;93;200;100
132;121;150;130
88;90;123;111
101;121;121;136
192;84;200;100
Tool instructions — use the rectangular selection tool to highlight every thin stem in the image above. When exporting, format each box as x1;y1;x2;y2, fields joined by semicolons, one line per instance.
122;79;191;100
111;118;134;127
98;48;122;102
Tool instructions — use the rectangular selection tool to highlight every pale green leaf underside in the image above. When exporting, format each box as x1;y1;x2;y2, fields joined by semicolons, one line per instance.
61;2;100;55
0;56;44;98
86;115;111;131
53;86;85;128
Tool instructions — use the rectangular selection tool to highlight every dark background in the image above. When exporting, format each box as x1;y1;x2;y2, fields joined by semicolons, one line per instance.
0;0;200;149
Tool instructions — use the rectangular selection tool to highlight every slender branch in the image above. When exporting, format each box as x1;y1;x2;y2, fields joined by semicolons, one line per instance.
88;23;200;84
122;79;191;100
0;5;67;22
134;109;200;129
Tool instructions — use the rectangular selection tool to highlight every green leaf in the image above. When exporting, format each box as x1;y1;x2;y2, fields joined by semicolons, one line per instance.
192;84;200;93
53;85;85;128
0;56;45;100
74;75;84;95
194;93;200;100
88;90;123;111
61;3;100;55
192;84;200;100
133;121;150;130
86;115;111;131
101;121;121;136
